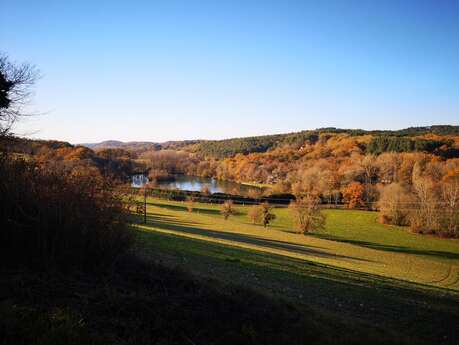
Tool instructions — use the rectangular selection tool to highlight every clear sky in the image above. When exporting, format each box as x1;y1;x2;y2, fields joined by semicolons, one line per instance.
1;0;458;143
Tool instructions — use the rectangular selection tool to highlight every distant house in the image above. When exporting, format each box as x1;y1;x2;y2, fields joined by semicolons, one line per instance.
131;173;149;188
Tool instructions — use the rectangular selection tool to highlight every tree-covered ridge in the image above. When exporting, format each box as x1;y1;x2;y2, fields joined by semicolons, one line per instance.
197;134;285;158
366;136;457;157
316;125;459;137
3;137;145;181
195;126;459;158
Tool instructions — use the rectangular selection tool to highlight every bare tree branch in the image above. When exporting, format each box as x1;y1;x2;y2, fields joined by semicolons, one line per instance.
0;53;39;137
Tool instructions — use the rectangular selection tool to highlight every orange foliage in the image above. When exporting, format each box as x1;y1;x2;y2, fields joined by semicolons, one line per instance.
342;182;365;209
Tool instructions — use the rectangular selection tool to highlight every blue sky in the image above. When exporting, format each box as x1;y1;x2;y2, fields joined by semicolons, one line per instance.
1;0;458;143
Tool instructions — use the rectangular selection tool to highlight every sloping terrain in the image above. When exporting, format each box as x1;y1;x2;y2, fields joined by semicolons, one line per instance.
134;198;459;345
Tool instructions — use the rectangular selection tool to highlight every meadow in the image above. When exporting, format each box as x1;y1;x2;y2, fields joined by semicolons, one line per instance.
134;197;459;344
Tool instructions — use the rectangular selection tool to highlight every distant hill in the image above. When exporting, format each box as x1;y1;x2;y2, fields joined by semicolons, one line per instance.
81;139;203;152
80;125;459;158
194;125;459;158
81;140;159;151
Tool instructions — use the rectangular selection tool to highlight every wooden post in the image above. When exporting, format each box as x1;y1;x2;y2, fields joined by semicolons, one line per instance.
144;187;147;224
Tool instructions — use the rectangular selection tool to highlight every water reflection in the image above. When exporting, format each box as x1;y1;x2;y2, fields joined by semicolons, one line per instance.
155;175;262;196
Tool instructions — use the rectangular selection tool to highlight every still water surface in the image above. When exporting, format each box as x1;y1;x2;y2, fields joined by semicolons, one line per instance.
155;175;262;196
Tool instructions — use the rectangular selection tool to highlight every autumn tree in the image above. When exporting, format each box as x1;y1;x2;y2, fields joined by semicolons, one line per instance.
377;183;413;226
440;169;459;236
248;205;263;224
331;189;341;206
186;196;195;213
221;200;236;220
342;182;365;209
260;202;276;228
410;167;440;233
201;184;211;196
376;153;401;184
289;195;325;234
250;202;277;227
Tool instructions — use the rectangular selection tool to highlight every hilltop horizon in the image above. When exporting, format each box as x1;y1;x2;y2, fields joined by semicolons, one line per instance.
78;124;458;148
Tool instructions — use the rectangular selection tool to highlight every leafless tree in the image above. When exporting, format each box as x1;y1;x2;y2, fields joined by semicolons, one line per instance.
441;179;459;235
248;205;263;224
248;202;276;227
220;200;235;220
289;195;325;234
410;172;439;233
377;183;413;226
186;196;195;213
376;153;401;184
0;53;39;137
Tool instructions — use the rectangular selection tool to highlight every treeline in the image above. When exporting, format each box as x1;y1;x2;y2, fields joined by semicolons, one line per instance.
6;131;459;237
317;125;459;137
193;126;459;158
140;133;459;237
366;136;456;157
2;137;146;181
197;134;285;158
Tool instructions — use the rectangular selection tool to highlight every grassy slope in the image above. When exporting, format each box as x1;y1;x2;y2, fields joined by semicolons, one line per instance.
134;198;459;345
137;198;459;290
5;255;398;345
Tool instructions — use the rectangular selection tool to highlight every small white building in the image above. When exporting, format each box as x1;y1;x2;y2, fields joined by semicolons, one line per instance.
131;173;149;188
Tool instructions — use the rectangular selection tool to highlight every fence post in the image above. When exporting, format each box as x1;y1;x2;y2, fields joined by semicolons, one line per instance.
144;187;147;224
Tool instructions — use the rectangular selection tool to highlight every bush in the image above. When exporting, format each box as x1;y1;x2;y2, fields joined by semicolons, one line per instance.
0;155;132;271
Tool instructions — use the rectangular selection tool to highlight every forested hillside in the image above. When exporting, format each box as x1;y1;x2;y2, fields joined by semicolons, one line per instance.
190;126;459;158
5;125;459;238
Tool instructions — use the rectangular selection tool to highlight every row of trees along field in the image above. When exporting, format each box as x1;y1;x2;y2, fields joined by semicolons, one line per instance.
183;197;323;235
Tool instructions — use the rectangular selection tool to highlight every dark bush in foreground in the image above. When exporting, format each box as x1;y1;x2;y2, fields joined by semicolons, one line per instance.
0;155;132;271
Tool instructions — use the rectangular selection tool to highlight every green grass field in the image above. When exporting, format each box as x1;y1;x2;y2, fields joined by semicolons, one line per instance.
132;197;459;344
135;198;459;290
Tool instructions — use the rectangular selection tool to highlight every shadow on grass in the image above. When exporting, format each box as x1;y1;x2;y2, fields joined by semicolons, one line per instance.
136;229;459;345
142;213;373;263
311;233;459;261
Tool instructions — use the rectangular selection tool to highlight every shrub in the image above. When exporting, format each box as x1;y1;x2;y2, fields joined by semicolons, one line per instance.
0;155;132;271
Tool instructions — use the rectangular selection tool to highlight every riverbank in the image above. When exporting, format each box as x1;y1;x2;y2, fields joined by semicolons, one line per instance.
239;181;273;189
